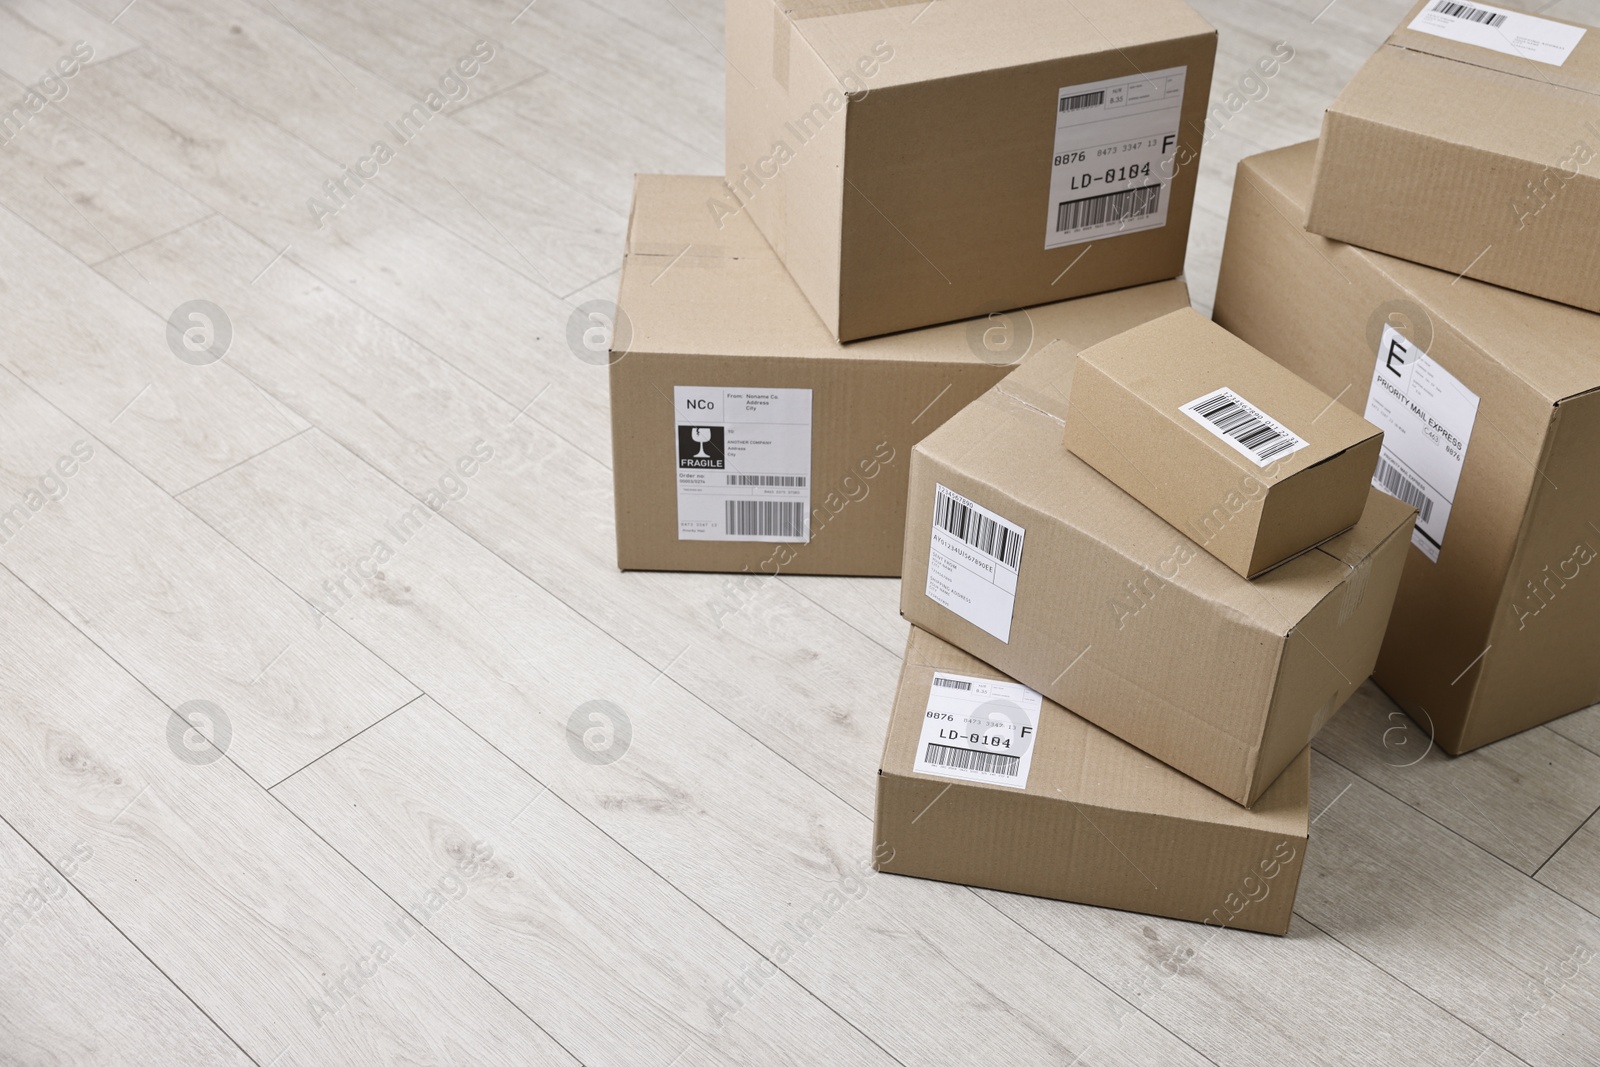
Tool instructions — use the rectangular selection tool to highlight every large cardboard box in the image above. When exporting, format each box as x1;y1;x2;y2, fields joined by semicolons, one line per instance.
1064;308;1383;578
722;0;1217;340
610;174;1191;576
1307;0;1600;313
876;628;1309;935
1217;140;1600;755
899;333;1415;805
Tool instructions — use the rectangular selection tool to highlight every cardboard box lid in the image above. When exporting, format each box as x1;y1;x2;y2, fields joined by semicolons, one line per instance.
1328;3;1600;177
1074;307;1380;483
885;628;1310;835
1258;144;1600;406
921;336;1417;635
776;0;1215;90
619;174;1193;363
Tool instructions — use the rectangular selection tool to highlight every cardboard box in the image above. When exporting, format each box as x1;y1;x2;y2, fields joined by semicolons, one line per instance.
609;174;1191;576
875;627;1309;934
1217;140;1600;754
1307;0;1600;313
722;0;1217;340
899;332;1415;805
1064;308;1383;578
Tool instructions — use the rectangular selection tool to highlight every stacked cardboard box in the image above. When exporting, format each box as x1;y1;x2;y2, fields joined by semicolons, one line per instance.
603;0;1521;935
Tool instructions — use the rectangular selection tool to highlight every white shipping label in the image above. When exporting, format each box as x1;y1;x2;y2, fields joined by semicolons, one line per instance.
1363;327;1481;563
1045;65;1187;250
1179;387;1310;468
1408;1;1586;66
675;386;812;543
914;672;1043;789
925;484;1026;643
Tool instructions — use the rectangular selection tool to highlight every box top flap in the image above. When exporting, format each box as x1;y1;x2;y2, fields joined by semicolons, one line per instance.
892;628;1310;833
621;175;1192;363
781;0;1215;91
1248;143;1600;404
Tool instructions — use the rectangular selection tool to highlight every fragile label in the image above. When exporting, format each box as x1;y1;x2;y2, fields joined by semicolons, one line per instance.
675;386;812;542
1045;65;1187;249
1408;1;1586;66
1363;327;1480;562
1180;387;1310;467
925;484;1026;642
914;672;1042;789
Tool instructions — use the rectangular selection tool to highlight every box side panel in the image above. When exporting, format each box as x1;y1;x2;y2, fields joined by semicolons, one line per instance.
1252;436;1381;577
1465;390;1600;751
726;0;849;332
836;33;1214;339
612;351;1003;575
875;773;1304;934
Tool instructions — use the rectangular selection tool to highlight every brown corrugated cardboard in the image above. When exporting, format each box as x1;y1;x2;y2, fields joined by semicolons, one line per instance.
1307;0;1600;312
610;174;1192;577
722;0;1217;340
875;627;1309;934
899;331;1415;805
1064;308;1383;578
1217;139;1600;755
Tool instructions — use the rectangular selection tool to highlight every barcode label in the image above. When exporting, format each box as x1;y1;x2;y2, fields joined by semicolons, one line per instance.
932;676;973;691
1056;185;1161;234
1059;89;1104;113
1179;387;1310;468
726;474;806;487
923;742;1020;778
926;485;1026;642
1374;456;1435;523
725;500;805;538
1431;1;1506;27
934;487;1023;569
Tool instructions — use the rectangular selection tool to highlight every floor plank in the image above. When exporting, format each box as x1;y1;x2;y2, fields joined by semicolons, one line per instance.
0;568;577;1066
0;370;416;786
0;816;251;1067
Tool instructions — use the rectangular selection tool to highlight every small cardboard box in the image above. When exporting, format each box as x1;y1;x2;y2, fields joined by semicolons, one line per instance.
723;0;1217;340
1064;308;1383;578
1217;140;1600;754
610;174;1191;576
899;334;1415;805
875;627;1309;935
1307;0;1600;313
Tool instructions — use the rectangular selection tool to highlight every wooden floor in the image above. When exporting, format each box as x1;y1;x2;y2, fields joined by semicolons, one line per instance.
2;0;1599;1063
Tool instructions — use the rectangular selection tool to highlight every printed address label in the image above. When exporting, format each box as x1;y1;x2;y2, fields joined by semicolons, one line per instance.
925;484;1026;643
675;386;812;543
1409;1;1586;67
913;672;1042;789
1180;386;1309;468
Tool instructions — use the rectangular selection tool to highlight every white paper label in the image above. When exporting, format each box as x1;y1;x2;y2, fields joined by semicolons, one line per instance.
1408;1;1586;66
675;386;812;542
925;484;1026;642
1363;327;1480;562
1045;65;1187;250
914;672;1042;789
1179;386;1310;468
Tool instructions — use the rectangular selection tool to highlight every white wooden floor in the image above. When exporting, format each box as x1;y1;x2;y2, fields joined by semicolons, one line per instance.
2;0;1599;1063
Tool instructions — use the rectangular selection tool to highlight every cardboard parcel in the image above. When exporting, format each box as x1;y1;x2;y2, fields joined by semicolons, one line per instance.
875;627;1310;935
1308;0;1600;313
1217;139;1600;754
900;329;1416;805
723;0;1217;339
611;173;1191;577
1064;308;1383;578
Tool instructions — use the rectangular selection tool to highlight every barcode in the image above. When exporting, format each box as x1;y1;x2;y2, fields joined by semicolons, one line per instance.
725;474;806;487
924;742;1019;778
1188;390;1302;463
1056;185;1161;233
725;500;806;538
1059;89;1105;113
1431;1;1507;26
1374;456;1436;523
932;677;973;691
934;489;1022;570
